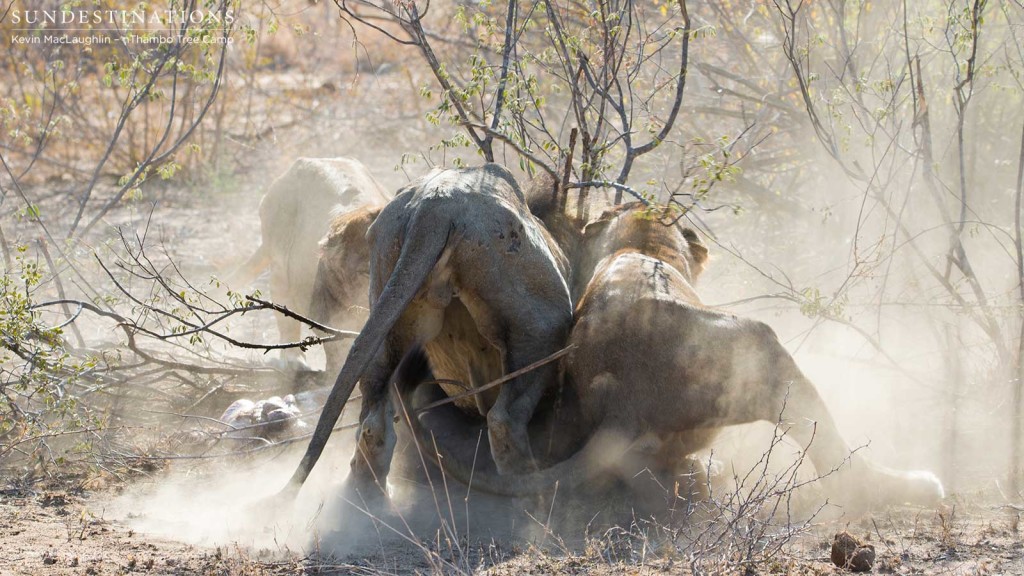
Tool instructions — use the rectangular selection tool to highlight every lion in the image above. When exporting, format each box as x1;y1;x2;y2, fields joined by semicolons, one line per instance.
393;203;945;510
308;205;382;375
229;157;391;369
279;164;574;503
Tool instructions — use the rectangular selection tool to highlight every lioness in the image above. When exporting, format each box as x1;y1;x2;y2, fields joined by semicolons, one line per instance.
280;164;573;503
394;203;944;509
230;157;391;368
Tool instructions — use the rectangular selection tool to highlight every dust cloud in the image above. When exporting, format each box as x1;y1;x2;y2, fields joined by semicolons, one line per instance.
111;435;353;554
110;430;562;562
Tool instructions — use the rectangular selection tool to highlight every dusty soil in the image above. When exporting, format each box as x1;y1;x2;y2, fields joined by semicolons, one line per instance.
0;487;302;575
3;466;1024;575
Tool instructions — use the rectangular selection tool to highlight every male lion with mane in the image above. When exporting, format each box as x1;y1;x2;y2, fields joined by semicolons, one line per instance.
394;202;944;510
279;164;574;505
308;205;383;375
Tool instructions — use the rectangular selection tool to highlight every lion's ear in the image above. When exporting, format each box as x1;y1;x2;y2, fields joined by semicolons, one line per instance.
680;228;709;274
582;217;612;239
524;172;559;219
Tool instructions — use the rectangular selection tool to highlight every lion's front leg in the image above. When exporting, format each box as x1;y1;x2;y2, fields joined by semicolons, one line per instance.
703;318;944;509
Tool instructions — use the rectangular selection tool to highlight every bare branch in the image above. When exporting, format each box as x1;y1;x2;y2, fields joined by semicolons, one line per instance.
414;345;575;413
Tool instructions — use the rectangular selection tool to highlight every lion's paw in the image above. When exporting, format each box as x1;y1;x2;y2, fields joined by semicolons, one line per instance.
898;469;945;504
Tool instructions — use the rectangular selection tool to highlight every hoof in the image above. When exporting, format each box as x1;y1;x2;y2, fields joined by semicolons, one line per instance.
310;478;399;558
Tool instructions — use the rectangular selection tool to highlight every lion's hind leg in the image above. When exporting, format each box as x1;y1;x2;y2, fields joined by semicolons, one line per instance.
459;290;570;476
750;323;944;509
486;330;566;476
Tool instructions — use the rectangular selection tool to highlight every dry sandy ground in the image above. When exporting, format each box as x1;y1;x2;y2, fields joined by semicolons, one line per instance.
3;471;1024;576
0;488;300;575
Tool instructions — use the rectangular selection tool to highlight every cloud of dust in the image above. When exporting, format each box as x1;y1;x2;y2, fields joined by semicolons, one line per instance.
689;155;1013;504
111;432;356;555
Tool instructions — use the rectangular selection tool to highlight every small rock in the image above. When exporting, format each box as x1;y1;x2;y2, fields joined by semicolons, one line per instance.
831;531;876;572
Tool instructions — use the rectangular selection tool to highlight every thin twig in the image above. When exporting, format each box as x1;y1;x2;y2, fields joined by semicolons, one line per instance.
37;239;85;348
415;345;574;413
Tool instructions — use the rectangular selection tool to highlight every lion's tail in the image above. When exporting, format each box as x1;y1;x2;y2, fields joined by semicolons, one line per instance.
282;207;452;494
392;346;612;498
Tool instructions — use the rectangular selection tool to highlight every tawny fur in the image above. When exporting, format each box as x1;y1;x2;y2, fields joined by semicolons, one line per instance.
396;204;944;509
283;164;574;502
308;205;382;374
